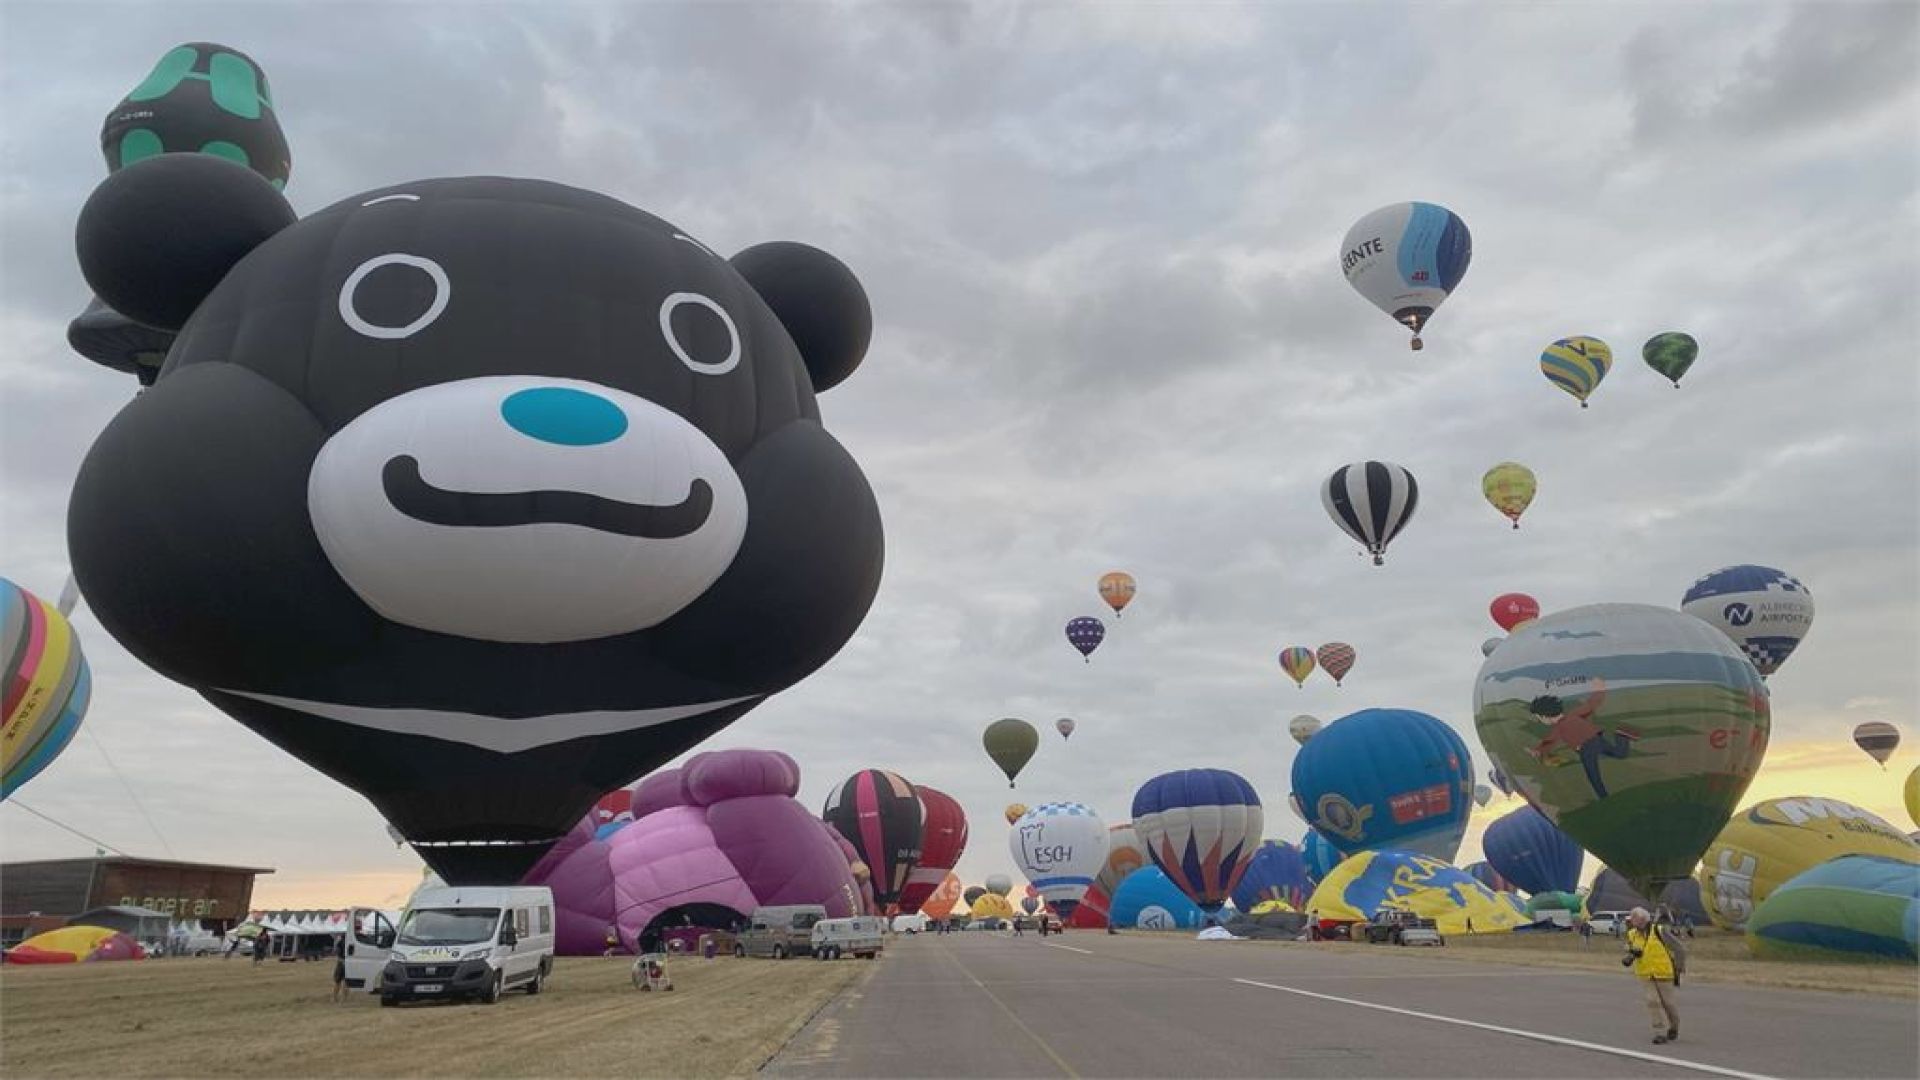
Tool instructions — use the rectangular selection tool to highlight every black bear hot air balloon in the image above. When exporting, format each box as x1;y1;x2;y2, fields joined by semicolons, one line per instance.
69;43;293;387
67;156;884;884
822;770;924;911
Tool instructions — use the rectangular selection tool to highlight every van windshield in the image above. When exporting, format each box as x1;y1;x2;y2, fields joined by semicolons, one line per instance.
794;913;823;929
397;908;501;946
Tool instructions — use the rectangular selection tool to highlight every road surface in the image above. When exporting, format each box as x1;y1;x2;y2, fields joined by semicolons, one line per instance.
765;931;1917;1078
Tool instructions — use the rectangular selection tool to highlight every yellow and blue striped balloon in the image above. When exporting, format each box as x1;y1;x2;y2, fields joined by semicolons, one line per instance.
1539;336;1612;408
3;579;91;799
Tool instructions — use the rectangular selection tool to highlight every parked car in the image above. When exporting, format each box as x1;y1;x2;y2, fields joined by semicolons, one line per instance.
811;916;886;960
1363;911;1443;946
736;905;827;959
1587;911;1627;935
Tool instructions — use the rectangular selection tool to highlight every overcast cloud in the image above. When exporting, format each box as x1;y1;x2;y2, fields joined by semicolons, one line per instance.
2;1;1915;906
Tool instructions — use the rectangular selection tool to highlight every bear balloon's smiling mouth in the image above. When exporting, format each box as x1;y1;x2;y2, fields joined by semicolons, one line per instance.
381;454;714;540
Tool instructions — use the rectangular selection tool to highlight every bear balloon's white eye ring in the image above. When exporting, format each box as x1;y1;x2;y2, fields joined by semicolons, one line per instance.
339;254;451;340
660;292;740;375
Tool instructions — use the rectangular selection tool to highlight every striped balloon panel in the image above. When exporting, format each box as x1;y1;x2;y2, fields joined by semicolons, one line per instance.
1278;647;1316;686
1131;769;1264;911
3;580;91;798
1539;336;1613;403
1316;643;1356;684
822;769;923;906
1321;461;1418;558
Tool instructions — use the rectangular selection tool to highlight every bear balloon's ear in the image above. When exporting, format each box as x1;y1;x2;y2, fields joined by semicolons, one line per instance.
731;241;872;392
76;153;295;332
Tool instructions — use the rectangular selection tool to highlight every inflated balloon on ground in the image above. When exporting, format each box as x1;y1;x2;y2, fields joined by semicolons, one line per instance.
67;165;885;884
2;579;92;799
1745;855;1919;961
1306;851;1529;934
1132;769;1263;911
1229;840;1313;912
1290;708;1475;863
1696;795;1919;930
1476;603;1769;895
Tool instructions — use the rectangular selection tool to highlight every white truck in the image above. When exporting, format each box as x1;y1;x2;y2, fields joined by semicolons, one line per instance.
343;885;555;1006
810;916;886;960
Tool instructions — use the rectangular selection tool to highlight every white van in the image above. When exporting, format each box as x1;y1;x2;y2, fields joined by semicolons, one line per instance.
812;916;886;959
345;885;555;1006
890;913;927;935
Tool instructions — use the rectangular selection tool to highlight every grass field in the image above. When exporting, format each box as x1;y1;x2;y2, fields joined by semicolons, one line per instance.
0;952;868;1078
1365;926;1919;997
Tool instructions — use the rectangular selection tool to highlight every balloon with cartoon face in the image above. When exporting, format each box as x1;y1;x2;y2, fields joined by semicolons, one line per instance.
68;155;884;884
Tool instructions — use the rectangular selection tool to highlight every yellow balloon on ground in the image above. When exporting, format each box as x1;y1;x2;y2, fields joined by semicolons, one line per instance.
1303;850;1530;934
1697;795;1920;930
1249;899;1295;915
1481;462;1536;529
970;894;1015;921
1905;765;1920;829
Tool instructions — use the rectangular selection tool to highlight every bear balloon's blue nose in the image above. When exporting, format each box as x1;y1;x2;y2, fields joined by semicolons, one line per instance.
499;387;630;446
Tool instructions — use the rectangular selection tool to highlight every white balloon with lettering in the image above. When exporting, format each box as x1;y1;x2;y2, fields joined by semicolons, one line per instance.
1009;802;1110;918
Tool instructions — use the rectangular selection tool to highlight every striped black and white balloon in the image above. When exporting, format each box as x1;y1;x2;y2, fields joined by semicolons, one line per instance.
1321;461;1419;565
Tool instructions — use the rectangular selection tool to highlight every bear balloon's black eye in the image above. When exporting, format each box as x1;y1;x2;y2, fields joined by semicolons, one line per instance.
339;253;450;340
659;292;740;375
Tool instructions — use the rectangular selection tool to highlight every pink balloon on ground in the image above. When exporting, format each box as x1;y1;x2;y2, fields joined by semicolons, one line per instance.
524;748;864;954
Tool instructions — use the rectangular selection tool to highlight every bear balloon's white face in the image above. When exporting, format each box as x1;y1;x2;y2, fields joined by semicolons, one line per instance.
308;376;748;643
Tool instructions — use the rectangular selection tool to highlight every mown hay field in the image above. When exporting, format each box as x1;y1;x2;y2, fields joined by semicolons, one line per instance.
0;952;867;1078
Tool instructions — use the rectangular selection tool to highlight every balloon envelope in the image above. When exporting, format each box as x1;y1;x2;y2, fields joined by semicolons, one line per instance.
1108;867;1209;930
969;893;1015;922
1004;802;1029;825
1481;462;1536;528
1481;637;1503;658
1906;766;1920;829
920;872;964;920
985;873;1013;897
1489;593;1540;633
1288;714;1321;746
2;579;92;799
1056;717;1075;740
1076;822;1148;928
1680;565;1814;677
1316;643;1356;686
1473;785;1492;808
1642;332;1698;387
1465;861;1516;894
5;926;144;964
1290;708;1474;863
1539;336;1612;407
1339;201;1471;349
898;786;968;914
1746;855;1919;961
1321;461;1419;565
1008;802;1109;919
1482;805;1585;896
1230;840;1313;912
1277;647;1316;687
1302;830;1341;883
1132;768;1263;911
963;885;987;906
822;770;924;908
1853;722;1900;766
1697;795;1919;930
1065;617;1105;660
1098;572;1136;617
983;718;1039;787
1476;603;1770;896
1305;851;1529;934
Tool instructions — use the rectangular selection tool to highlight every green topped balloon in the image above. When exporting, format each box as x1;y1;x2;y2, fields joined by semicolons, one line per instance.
983;717;1039;788
1642;332;1698;388
1474;603;1769;896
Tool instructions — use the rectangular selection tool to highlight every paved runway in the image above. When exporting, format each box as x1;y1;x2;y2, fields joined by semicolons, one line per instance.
764;931;1918;1078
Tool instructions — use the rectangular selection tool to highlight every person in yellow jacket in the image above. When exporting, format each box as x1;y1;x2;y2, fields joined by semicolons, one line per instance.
1622;907;1686;1044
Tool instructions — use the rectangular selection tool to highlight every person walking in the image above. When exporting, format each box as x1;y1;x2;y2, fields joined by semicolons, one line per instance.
253;929;271;966
1579;919;1594;947
1623;907;1685;1044
603;924;620;958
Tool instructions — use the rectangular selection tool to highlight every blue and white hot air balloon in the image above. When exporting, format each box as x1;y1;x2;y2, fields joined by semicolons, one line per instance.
1131;769;1263;912
1340;201;1472;351
1290;708;1474;863
1681;565;1814;677
1482;805;1585;896
1008;802;1109;920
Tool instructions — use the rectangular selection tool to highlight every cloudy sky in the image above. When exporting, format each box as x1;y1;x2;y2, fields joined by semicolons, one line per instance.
2;1;1915;909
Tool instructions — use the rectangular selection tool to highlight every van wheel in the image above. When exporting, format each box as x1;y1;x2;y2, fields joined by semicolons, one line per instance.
733;944;745;958
482;972;503;1004
379;995;396;1008
772;944;787;960
526;971;542;995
